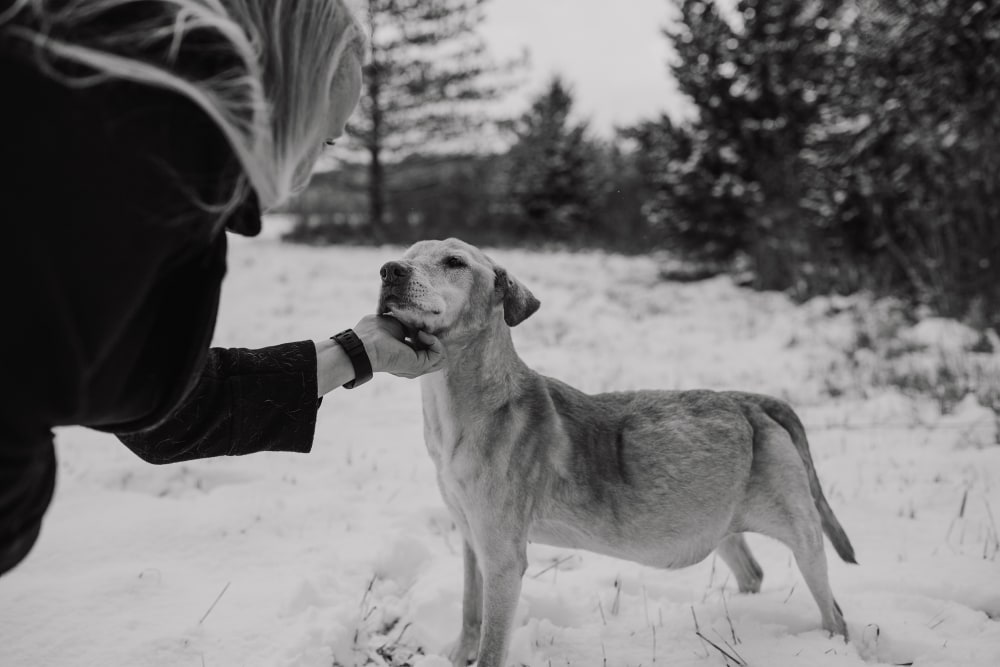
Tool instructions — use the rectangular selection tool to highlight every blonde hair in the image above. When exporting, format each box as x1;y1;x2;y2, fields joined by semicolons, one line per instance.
1;0;365;212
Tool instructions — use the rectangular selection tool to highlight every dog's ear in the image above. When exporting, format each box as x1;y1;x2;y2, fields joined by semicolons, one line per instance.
495;267;540;327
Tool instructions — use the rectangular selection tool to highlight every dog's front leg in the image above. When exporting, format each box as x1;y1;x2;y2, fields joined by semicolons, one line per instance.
475;542;527;667
447;539;483;666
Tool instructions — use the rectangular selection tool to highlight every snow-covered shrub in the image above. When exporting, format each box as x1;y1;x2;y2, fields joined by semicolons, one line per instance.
825;297;1000;422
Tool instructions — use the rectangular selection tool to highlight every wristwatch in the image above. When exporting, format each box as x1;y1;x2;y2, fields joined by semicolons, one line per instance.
331;329;373;389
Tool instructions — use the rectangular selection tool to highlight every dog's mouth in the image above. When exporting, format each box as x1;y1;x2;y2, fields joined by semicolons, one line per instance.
382;306;434;332
379;292;441;337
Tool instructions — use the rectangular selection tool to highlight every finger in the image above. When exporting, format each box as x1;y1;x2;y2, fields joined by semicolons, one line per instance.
424;355;446;374
416;333;445;368
375;314;406;340
402;337;430;354
417;330;443;354
406;334;431;352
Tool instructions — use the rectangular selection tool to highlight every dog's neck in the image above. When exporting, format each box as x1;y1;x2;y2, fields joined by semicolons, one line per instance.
425;316;532;411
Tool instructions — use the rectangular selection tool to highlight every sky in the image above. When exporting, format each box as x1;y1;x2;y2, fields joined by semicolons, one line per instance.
479;0;692;136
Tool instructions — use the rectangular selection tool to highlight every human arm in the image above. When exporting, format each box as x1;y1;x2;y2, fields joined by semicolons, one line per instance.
115;342;320;463
116;316;444;462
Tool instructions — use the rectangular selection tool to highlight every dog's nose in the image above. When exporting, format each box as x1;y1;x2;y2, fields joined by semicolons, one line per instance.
380;261;411;284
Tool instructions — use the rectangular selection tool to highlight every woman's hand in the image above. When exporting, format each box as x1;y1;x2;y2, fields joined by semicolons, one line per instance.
315;315;445;396
353;314;446;379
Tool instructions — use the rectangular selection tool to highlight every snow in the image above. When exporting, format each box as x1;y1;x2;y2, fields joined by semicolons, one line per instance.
2;231;999;667
904;319;982;354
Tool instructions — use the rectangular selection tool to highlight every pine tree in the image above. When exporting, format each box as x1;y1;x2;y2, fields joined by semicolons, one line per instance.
504;76;601;241
818;0;1000;324
346;0;522;241
638;0;844;285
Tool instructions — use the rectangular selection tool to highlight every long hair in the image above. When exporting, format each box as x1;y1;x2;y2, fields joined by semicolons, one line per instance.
1;0;365;212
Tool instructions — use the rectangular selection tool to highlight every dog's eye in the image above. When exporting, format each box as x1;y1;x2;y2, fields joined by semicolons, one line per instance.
444;256;467;269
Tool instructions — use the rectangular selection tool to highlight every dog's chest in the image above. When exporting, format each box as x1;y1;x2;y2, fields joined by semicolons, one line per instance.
419;380;508;521
419;380;484;480
420;380;461;466
421;412;484;533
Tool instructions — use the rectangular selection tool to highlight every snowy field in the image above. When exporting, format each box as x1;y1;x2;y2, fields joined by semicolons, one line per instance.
3;229;999;667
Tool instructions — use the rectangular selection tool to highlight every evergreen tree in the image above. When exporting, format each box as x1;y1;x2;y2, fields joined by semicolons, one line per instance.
591;137;652;252
504;76;601;241
346;0;522;241
816;0;1000;324
639;0;844;286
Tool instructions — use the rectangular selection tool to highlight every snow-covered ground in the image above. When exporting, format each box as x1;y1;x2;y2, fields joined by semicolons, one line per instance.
3;232;999;667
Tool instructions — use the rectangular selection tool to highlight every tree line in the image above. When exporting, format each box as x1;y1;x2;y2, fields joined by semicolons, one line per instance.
284;0;1000;330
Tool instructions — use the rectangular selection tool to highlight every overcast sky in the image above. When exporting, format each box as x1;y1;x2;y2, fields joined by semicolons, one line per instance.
479;0;692;136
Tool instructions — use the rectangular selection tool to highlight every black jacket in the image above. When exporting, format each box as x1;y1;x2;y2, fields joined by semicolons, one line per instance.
0;32;321;575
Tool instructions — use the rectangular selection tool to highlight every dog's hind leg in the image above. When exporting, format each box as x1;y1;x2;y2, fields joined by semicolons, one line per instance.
789;522;848;639
747;498;848;638
447;540;483;666
741;418;848;639
716;533;763;594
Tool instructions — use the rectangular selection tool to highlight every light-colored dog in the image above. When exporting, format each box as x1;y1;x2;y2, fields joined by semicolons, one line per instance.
378;238;856;667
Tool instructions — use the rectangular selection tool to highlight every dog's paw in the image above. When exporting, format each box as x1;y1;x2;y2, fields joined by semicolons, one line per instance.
445;631;480;667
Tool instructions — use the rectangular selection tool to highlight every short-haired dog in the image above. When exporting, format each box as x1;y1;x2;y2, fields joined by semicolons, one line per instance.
378;238;856;667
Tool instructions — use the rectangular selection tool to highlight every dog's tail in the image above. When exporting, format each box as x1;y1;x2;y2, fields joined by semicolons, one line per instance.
753;395;858;564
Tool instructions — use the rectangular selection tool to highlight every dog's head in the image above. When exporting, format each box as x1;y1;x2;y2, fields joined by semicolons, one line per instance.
377;238;539;340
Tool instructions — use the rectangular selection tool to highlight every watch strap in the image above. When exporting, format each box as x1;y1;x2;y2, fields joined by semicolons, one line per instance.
331;329;373;389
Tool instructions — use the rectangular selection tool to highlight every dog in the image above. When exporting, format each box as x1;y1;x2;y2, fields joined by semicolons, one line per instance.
378;238;856;667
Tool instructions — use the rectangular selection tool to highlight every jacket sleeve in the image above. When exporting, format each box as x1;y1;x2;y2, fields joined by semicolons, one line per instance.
0;435;56;576
115;341;321;464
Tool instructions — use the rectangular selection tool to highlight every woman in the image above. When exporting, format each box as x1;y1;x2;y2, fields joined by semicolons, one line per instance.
0;0;444;575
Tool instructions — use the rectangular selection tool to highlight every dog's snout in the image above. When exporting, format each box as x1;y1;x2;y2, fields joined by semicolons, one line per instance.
380;261;411;285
